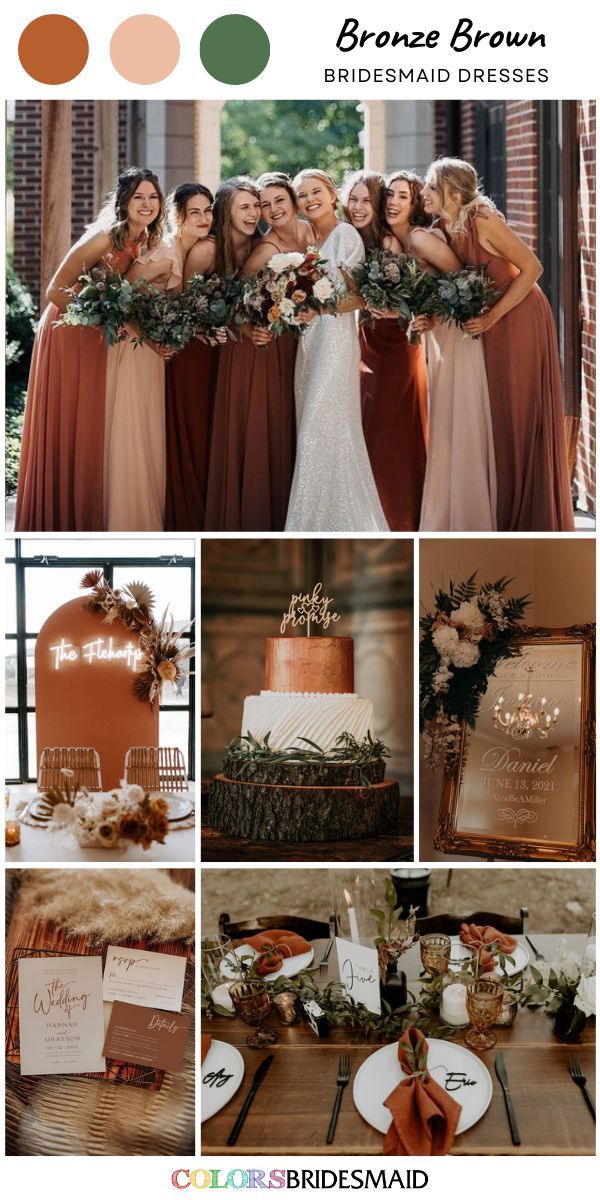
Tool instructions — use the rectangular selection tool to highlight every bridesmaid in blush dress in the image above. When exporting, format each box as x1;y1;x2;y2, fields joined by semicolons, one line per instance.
345;169;428;531
164;183;218;531
15;174;143;531
423;157;574;532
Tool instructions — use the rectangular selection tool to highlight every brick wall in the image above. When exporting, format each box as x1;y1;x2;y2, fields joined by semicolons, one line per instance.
505;101;538;249
459;100;476;164
576;99;596;511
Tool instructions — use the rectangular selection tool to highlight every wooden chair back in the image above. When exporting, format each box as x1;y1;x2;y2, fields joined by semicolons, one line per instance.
38;747;102;792
416;907;529;936
125;746;188;793
218;912;333;942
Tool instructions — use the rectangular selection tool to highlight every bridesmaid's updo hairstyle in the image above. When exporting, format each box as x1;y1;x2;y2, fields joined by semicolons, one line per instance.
212;176;261;275
386;170;430;229
168;182;214;230
97;167;166;251
425;157;500;235
257;172;298;210
342;169;390;250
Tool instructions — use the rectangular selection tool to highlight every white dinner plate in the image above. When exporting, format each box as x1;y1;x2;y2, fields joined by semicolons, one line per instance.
201;1039;245;1122
450;937;529;977
353;1037;493;1137
220;943;314;982
160;794;193;821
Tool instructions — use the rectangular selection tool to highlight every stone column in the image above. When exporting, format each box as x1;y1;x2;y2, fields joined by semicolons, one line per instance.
41;101;72;300
194;100;224;191
362;100;386;172
94;101;119;213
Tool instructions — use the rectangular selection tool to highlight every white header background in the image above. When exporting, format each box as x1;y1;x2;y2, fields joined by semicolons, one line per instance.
1;0;598;1195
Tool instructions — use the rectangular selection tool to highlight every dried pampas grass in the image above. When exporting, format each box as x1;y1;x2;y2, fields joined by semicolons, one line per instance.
17;869;195;945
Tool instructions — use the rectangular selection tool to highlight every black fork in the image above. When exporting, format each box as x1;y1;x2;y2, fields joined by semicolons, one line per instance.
326;1055;351;1143
569;1053;596;1121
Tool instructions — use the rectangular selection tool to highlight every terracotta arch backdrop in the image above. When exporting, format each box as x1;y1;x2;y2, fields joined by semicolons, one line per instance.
35;598;158;788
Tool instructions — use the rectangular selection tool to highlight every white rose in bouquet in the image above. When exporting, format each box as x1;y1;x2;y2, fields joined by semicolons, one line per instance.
452;600;485;633
313;276;334;303
269;252;304;274
279;298;295;319
574;974;596;1018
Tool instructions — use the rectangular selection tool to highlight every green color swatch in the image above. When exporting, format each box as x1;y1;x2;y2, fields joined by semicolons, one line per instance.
200;15;270;85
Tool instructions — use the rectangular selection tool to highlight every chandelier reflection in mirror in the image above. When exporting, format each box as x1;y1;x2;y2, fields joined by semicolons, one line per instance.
493;666;560;740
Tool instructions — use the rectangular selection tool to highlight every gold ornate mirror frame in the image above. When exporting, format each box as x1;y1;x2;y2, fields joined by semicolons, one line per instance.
434;625;595;861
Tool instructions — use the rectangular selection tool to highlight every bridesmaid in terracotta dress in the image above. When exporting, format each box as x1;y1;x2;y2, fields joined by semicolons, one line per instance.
204;176;298;531
15;170;143;531
103;170;177;531
423;157;574;532
164;182;217;531
345;169;428;530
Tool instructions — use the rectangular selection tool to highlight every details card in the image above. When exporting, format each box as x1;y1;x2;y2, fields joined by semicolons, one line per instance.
103;1001;191;1073
103;946;186;1012
18;956;106;1076
335;937;381;1015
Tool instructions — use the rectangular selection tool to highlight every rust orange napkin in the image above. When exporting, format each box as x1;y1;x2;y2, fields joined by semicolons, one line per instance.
383;1028;461;1156
459;924;517;972
242;929;312;957
201;1034;212;1064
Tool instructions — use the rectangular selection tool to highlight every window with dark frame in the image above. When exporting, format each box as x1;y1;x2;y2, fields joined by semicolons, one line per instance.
4;539;195;785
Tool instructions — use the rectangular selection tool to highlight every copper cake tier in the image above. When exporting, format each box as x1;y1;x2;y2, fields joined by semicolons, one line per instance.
264;636;354;694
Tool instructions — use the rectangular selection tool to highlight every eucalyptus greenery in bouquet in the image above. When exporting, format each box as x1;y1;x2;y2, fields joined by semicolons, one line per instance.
59;266;135;346
420;573;530;772
348;250;439;341
185;271;243;343
238;249;338;340
434;265;499;334
129;283;197;352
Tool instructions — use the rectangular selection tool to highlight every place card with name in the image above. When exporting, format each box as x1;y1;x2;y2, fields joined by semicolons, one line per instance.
103;947;186;1013
18;956;106;1075
335;937;381;1015
103;1001;191;1073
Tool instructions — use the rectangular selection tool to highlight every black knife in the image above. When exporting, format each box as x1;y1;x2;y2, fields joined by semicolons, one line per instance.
226;1055;274;1146
495;1052;521;1145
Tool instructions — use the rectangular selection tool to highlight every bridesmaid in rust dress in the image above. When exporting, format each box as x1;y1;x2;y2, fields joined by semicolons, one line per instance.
164;183;217;531
15;169;146;531
344;170;428;531
423;157;574;532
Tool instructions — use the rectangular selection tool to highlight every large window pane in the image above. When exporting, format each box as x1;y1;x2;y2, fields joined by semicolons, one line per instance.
26;639;36;706
4;713;19;780
4;563;16;633
28;711;37;781
159;710;190;776
5;639;18;706
21;539;194;560
113;566;192;629
25;567;91;632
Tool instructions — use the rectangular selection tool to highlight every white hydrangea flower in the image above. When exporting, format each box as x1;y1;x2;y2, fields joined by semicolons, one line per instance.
452;600;485;631
432;624;459;657
450;640;480;668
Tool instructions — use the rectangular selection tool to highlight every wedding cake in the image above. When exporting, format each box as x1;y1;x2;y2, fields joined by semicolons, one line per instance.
241;635;375;752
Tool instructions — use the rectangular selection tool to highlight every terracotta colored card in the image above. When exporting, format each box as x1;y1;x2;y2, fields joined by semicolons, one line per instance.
102;1001;191;1073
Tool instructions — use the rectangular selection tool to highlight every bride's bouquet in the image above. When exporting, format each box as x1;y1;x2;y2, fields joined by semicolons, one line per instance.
184;271;243;343
59;266;136;346
238;248;338;339
129;283;197;352
434;265;498;334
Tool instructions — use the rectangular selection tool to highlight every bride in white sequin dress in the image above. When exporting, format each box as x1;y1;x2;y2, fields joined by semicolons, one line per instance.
285;171;389;532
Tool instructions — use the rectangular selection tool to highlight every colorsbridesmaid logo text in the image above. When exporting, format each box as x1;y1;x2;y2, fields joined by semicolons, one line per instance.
172;1168;429;1190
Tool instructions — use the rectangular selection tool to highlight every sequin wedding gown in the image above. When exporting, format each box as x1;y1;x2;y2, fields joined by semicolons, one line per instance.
285;223;389;532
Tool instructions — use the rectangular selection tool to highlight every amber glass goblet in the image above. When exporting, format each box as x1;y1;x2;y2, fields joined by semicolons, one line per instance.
420;934;451;979
465;979;504;1050
230;980;279;1048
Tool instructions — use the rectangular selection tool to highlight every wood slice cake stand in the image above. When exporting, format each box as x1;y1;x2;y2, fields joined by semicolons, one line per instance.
208;760;400;842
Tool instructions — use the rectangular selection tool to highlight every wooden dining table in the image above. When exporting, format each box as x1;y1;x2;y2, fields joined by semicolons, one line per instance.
201;933;595;1155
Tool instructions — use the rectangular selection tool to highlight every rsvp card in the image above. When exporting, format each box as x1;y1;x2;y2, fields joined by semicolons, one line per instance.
335;937;381;1015
103;1001;191;1073
103;946;186;1012
18;956;106;1075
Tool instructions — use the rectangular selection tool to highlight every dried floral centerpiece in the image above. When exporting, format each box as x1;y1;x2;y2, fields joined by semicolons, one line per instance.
80;570;194;709
420;574;529;773
44;769;169;850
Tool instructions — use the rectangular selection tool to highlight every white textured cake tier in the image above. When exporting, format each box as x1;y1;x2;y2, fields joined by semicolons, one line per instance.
241;691;374;752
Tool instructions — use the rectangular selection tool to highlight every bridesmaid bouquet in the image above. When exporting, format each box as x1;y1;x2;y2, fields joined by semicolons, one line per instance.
238;249;338;340
185;271;243;343
129;283;197;352
59;266;136;346
349;250;439;341
434;266;499;335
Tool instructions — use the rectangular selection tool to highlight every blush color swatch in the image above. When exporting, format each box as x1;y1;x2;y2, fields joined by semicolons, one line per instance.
18;15;89;84
110;15;180;84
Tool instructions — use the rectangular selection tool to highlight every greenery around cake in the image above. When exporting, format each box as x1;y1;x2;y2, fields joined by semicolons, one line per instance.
223;731;390;787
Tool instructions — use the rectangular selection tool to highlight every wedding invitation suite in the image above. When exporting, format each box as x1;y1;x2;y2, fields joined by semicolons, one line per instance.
103;946;187;1012
103;1001;191;1073
18;956;106;1075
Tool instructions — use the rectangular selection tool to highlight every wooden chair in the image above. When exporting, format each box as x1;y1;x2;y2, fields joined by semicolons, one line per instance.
219;912;334;942
416;907;529;936
38;747;102;792
124;746;188;793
